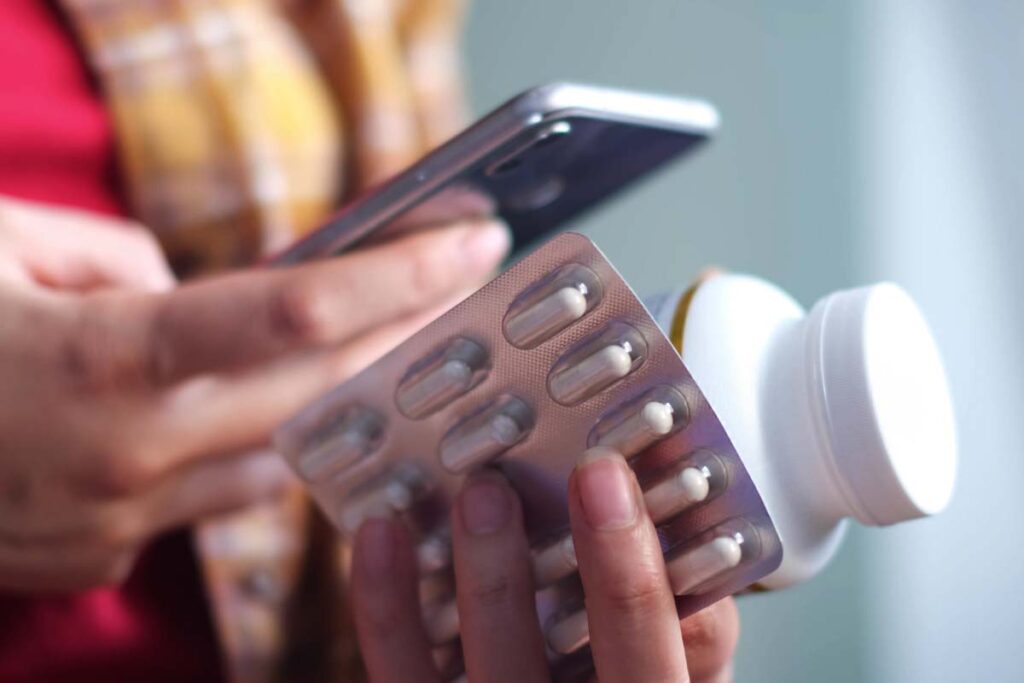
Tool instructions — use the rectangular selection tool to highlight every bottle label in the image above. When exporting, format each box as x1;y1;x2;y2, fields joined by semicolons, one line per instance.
643;270;724;354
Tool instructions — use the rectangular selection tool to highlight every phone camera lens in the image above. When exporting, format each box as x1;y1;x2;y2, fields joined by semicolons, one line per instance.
534;120;572;148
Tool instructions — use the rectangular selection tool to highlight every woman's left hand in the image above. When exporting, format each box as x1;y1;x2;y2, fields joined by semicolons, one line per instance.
349;447;740;682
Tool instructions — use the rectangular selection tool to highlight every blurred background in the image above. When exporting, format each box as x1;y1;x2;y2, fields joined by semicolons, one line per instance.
465;1;1022;681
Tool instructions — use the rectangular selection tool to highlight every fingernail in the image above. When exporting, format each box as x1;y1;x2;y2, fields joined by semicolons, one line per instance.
576;447;638;530
461;221;511;270
358;518;396;575
459;473;512;536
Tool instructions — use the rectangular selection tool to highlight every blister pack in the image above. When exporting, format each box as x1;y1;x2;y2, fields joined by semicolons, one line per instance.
274;232;782;678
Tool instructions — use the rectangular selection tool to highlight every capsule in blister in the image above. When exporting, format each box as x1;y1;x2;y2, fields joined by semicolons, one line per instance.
334;466;428;533
424;598;461;645
532;534;578;587
666;519;761;596
295;406;384;482
532;453;725;589
503;264;603;348
396;338;489;419
590;385;689;457
548;323;647;405
439;395;534;473
545;605;591;655
417;531;453;574
643;450;727;523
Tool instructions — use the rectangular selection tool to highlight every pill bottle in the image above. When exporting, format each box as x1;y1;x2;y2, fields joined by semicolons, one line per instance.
643;273;957;588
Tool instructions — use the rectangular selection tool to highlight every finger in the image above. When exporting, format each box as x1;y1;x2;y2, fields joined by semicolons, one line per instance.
0;451;291;589
0;538;138;592
351;518;441;683
1;197;175;292
150;290;469;469
137;449;293;534
680;599;739;683
451;472;550;683
131;218;508;387
565;447;689;683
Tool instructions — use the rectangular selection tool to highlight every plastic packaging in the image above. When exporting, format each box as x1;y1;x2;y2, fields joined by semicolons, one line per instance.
275;233;782;677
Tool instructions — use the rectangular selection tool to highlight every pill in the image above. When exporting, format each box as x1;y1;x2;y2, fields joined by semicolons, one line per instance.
396;339;488;418
440;401;532;472
431;643;460;675
297;410;382;482
338;478;416;533
666;534;744;596
417;534;453;574
549;342;637;405
545;608;590;655
424;599;460;645
644;466;712;523
532;534;578;587
505;284;590;348
596;400;676;457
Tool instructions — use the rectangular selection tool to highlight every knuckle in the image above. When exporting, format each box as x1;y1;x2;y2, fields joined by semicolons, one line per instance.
58;310;115;394
139;300;177;387
86;449;161;499
404;239;453;298
269;278;336;345
596;568;668;617
681;599;740;670
59;298;155;392
466;575;515;609
358;591;404;635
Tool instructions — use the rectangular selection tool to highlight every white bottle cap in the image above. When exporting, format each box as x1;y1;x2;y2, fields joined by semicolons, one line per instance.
808;283;957;526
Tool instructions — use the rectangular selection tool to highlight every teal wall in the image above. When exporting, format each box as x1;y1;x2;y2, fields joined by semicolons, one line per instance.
464;2;869;681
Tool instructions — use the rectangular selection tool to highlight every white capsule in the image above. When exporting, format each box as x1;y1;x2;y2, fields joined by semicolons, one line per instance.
549;342;636;405
545;608;590;655
338;478;415;533
532;534;578;587
644;466;711;523
597;401;676;457
417;534;453;574
666;534;744;596
297;411;381;482
424;599;460;645
397;359;474;418
431;643;460;675
505;284;589;348
440;409;529;473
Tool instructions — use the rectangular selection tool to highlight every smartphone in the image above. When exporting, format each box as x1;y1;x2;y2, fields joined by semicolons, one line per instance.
270;82;718;265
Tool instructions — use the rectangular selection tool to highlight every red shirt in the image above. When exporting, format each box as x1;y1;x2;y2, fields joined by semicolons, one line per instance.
0;2;224;681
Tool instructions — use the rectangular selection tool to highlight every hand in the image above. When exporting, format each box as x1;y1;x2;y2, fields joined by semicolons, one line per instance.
350;448;740;683
0;196;509;592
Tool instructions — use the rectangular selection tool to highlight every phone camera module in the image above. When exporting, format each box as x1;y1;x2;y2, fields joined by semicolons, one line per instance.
533;120;572;148
485;121;573;179
503;175;565;212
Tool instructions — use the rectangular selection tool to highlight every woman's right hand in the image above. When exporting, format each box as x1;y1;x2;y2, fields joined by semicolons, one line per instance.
0;196;509;592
